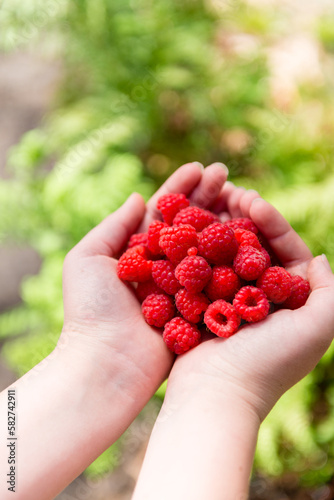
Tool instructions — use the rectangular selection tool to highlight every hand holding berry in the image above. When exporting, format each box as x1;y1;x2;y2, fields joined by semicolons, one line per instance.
133;182;334;500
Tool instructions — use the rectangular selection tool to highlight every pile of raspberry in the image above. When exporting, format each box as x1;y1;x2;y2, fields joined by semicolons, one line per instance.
117;193;310;355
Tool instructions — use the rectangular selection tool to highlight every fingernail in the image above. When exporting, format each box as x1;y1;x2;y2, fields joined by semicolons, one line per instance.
208;162;229;175
248;189;259;195
192;161;204;170
251;197;263;205
321;254;332;272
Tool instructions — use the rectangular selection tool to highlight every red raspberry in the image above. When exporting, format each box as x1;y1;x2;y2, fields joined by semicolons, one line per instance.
136;280;164;302
173;206;219;232
233;245;268;281
233;286;269;322
152;260;182;295
117;245;152;282
159;224;198;264
234;229;261;250
225;217;258;234
147;220;168;255
175;289;210;323
142;294;175;328
175;255;212;293
157;193;190;225
128;232;148;249
204;300;241;338
198;223;238;265
163;317;201;354
205;265;240;302
257;266;292;304
281;275;310;310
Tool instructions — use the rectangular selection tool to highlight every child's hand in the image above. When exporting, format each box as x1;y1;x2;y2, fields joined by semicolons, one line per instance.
167;184;334;421
60;162;228;406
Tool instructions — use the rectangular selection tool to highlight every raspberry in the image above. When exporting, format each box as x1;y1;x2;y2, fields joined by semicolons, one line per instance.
233;286;269;322
175;289;210;323
163;317;201;354
159;224;198;264
198;223;238;265
173;206;218;232
157;193;190;225
147;220;168;255
225;217;258;234
233;245;268;281
234;229;261;250
257;266;292;304
136;280;164;302
128;232;148;249
205;265;240;302
281;275;310;310
117;245;152;282
142;294;175;328
204;300;241;338
175;255;212;293
152;260;182;295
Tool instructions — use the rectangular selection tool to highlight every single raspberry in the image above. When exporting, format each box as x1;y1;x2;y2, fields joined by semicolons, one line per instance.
205;265;241;302
157;193;190;225
147;220;168;255
204;300;241;338
233;286;269;322
198;223;238;265
175;289;210;323
163;317;201;354
233;245;268;281
225;217;258;234
159;224;198;264
128;232;148;249
136;280;164;302
257;266;292;304
117;245;152;282
281;275;310;310
173;206;219;232
234;229;261;250
142;294;175;328
175;255;212;293
152;260;182;295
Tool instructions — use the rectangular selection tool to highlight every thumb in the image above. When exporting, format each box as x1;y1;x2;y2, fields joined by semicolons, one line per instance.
76;193;146;257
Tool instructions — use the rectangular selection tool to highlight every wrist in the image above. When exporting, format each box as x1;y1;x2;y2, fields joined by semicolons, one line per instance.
134;369;260;500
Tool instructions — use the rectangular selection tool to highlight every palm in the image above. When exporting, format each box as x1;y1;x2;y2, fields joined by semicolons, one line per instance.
62;162;229;397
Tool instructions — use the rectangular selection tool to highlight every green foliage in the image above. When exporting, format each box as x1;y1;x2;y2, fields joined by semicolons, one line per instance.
1;0;334;483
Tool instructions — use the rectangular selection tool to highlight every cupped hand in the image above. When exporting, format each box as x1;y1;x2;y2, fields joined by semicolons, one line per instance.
168;182;334;421
60;162;228;403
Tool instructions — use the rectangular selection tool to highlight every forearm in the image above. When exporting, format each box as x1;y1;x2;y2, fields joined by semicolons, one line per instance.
0;334;155;500
133;376;260;500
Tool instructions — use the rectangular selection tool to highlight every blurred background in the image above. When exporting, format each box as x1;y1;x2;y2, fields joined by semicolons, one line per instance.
1;0;334;498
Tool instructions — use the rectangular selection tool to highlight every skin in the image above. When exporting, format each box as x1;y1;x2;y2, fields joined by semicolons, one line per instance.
0;162;333;500
0;162;229;500
133;180;334;500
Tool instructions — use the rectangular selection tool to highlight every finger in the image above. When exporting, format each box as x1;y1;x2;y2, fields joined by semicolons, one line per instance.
139;162;203;231
239;190;260;218
211;181;235;214
293;255;334;347
249;198;313;269
225;187;247;218
74;193;146;257
189;163;228;209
